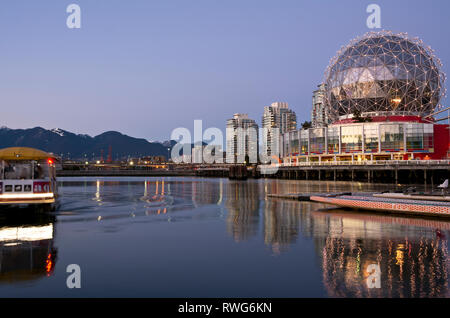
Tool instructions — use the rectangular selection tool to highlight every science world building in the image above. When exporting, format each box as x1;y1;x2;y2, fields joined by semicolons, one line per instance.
281;31;449;162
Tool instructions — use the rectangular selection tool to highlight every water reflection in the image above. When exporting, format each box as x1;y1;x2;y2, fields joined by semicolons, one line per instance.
192;180;223;206
220;179;450;296
312;211;449;297
0;213;57;283
263;199;302;254
225;181;260;242
55;177;449;297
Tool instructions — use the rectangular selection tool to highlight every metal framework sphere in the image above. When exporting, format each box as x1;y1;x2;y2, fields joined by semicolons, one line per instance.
324;31;446;120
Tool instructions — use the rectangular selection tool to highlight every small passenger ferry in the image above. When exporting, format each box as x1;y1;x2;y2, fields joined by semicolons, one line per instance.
0;147;58;208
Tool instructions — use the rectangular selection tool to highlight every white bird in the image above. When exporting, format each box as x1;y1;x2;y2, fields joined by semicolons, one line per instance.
438;179;448;189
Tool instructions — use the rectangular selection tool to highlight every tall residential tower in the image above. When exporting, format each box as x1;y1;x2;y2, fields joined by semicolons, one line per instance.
311;83;330;127
262;102;297;158
226;113;259;163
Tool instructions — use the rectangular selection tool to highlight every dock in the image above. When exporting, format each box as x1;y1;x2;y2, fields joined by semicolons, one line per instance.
310;194;450;218
267;192;351;201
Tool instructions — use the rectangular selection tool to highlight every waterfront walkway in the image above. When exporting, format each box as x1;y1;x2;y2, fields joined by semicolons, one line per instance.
58;159;449;184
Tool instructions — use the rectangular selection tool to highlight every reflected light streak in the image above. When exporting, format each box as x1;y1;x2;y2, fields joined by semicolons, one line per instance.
0;224;53;242
0;193;54;199
95;179;101;202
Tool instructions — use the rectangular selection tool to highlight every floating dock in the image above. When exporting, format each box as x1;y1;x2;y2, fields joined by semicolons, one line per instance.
310;194;450;218
267;192;351;201
373;192;450;202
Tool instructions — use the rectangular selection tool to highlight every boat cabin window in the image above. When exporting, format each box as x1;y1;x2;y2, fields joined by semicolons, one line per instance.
0;160;49;180
34;162;50;179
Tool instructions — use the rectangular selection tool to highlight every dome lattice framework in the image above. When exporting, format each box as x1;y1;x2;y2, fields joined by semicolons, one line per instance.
324;31;446;120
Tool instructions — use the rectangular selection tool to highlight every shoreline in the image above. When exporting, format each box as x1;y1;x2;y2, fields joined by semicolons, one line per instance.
57;170;196;177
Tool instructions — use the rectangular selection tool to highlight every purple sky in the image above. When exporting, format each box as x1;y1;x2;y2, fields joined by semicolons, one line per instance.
0;0;449;141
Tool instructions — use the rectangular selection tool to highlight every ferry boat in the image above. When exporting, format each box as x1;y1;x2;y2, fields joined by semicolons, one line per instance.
0;147;58;209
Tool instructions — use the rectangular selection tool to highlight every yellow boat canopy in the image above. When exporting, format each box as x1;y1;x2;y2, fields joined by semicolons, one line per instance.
0;147;57;161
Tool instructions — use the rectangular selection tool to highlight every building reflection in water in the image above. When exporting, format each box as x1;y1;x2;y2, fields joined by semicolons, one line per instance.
311;211;449;297
223;179;321;251
0;213;57;283
220;177;449;296
225;181;260;242
140;179;224;216
58;178;449;297
55;178;450;297
263;199;306;254
192;180;222;207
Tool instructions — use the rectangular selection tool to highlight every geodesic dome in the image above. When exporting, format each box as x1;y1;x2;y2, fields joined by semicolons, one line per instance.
324;31;446;120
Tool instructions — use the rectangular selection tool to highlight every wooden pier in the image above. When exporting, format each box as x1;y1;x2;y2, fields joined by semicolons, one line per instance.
259;160;450;184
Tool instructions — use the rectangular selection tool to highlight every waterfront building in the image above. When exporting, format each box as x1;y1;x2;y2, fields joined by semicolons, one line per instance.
262;102;297;158
226;113;259;163
139;156;167;164
311;84;331;127
281;31;449;162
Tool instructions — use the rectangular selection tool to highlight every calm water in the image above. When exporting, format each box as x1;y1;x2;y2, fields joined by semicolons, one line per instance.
0;177;448;297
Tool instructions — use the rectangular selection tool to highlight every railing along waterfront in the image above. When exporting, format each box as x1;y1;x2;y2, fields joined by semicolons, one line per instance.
264;159;450;168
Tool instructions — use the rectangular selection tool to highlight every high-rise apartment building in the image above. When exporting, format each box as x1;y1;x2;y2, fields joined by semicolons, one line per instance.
311;83;330;127
226;113;259;164
262;102;297;158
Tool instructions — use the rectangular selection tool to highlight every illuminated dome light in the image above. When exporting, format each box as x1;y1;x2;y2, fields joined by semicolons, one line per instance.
323;30;446;121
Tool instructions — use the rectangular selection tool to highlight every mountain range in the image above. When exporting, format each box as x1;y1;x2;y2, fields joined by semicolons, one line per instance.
0;126;174;160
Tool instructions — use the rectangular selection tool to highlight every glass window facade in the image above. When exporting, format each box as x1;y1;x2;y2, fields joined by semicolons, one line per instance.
405;123;423;151
341;126;362;153
289;131;299;155
300;130;309;155
380;124;404;152
281;122;437;159
327;127;339;154
310;128;325;154
364;125;379;153
404;123;434;153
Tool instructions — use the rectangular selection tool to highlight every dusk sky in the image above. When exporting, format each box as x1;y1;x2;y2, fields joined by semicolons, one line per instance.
1;0;449;141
